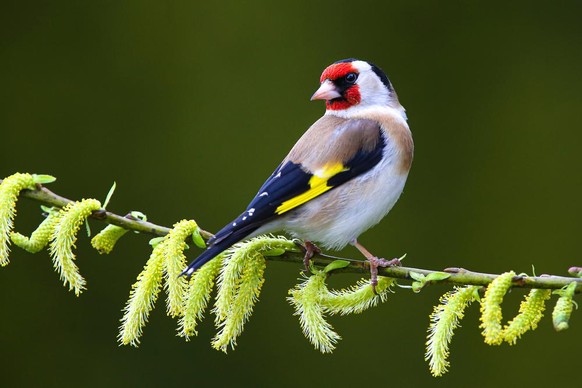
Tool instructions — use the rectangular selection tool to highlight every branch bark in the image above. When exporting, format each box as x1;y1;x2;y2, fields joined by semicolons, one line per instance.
10;180;582;292
20;182;213;239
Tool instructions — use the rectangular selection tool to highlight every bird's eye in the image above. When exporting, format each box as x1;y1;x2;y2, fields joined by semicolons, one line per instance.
345;73;358;84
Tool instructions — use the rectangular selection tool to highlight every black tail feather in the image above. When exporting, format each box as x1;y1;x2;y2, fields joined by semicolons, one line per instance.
180;223;260;277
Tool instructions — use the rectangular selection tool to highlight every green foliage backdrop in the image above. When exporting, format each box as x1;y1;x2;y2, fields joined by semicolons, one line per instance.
1;1;581;387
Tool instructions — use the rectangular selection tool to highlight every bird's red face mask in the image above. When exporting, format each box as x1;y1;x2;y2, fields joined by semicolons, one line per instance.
311;62;361;111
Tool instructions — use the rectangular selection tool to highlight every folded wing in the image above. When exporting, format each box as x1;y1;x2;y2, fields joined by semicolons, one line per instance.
183;118;386;274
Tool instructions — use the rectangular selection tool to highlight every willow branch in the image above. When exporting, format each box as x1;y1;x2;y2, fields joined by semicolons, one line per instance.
273;253;582;291
10;180;582;292
17;182;213;239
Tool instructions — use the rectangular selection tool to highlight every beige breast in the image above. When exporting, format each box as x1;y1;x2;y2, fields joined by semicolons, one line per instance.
284;115;385;172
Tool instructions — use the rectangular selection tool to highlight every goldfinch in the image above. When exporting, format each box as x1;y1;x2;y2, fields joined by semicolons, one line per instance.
183;58;413;287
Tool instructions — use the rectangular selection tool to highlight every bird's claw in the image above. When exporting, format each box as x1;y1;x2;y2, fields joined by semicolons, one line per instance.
295;241;321;272
368;257;401;294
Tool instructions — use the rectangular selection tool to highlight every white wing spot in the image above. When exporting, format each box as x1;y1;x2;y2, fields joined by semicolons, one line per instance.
242;216;247;221
275;172;281;178
232;222;237;227
313;168;325;178
248;208;255;216
259;192;269;197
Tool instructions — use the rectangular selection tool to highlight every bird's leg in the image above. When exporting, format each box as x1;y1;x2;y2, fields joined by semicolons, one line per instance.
295;240;321;272
352;240;401;293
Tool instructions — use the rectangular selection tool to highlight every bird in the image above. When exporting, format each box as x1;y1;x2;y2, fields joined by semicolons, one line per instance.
182;58;413;289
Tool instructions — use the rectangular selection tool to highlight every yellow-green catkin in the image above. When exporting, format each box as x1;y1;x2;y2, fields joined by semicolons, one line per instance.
214;236;296;324
178;256;223;339
552;281;577;332
503;288;552;344
479;271;515;345
11;209;59;253
91;225;129;254
287;271;340;353
212;251;266;352
213;246;248;324
0;173;36;265
426;286;480;377
119;242;166;346
162;220;198;318
323;276;396;315
48;198;101;295
209;236;293;352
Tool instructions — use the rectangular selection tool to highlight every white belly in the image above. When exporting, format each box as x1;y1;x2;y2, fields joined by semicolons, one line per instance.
278;153;409;249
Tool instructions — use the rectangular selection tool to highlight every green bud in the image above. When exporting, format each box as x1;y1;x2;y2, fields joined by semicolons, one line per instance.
191;227;206;249
31;174;57;184
323;259;350;273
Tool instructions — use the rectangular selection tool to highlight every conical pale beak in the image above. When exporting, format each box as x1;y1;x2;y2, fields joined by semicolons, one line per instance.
310;80;342;101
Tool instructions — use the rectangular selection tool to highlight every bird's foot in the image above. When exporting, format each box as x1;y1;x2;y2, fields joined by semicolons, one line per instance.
368;256;401;294
295;240;321;272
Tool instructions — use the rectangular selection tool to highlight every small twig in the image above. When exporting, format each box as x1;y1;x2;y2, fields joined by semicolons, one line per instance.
20;183;213;239
9;180;582;292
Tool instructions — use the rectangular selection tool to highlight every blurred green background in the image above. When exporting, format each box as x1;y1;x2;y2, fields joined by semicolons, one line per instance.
2;1;582;387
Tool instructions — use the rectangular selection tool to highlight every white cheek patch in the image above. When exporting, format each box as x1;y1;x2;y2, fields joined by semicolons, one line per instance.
358;73;390;107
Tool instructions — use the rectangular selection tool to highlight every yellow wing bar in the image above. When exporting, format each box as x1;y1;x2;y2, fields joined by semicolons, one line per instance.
275;162;348;215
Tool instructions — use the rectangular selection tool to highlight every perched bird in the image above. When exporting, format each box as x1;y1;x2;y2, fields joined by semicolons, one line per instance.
183;58;413;288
